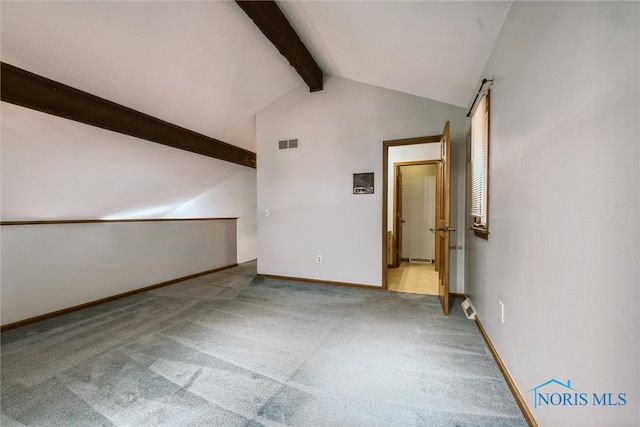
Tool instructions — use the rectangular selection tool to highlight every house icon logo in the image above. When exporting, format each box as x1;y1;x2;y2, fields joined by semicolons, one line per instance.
528;379;579;408
527;379;627;408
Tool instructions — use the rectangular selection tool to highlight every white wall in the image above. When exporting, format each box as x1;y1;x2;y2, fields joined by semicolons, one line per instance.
256;76;466;287
1;103;256;325
465;2;639;426
1;103;258;262
166;169;257;263
1;219;237;326
387;143;441;232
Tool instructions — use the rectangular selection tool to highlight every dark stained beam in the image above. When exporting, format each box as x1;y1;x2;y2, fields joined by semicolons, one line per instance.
236;0;323;92
1;62;256;168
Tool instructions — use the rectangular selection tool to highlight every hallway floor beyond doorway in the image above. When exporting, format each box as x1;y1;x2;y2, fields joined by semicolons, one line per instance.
387;261;438;295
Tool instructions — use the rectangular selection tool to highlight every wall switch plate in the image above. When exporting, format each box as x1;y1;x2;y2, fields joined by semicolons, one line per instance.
316;255;322;264
499;301;504;323
265;209;269;217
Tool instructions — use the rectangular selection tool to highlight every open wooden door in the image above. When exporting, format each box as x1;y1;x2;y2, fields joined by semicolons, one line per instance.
393;166;404;267
436;121;452;315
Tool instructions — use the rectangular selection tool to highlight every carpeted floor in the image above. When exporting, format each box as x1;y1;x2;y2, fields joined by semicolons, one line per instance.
1;261;527;426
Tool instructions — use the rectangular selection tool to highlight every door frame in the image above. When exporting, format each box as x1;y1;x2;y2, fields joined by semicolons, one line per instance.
392;164;403;268
382;135;441;290
391;160;440;269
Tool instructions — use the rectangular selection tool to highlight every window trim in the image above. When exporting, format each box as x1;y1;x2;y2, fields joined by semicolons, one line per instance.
470;90;490;238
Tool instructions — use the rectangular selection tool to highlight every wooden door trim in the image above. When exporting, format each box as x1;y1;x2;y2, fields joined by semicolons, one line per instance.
438;121;451;315
434;161;442;271
382;135;441;290
394;160;437;167
392;166;401;268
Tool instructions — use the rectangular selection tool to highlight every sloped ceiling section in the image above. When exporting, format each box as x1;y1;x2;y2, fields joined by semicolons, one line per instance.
1;103;250;220
236;0;324;92
1;1;298;221
1;0;302;152
278;1;512;107
1;62;256;168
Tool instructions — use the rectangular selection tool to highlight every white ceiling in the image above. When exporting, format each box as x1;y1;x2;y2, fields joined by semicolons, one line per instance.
1;1;512;152
279;1;512;108
1;1;301;152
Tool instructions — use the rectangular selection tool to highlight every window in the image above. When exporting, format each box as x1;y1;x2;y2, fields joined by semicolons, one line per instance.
470;91;489;236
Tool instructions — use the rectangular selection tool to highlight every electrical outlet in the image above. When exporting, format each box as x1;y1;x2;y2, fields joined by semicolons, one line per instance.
499;301;504;323
316;255;322;264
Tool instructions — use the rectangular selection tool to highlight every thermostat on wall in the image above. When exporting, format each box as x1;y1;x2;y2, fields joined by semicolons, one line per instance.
353;172;374;194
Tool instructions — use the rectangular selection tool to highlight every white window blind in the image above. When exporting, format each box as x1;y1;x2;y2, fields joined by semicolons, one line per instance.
471;93;488;224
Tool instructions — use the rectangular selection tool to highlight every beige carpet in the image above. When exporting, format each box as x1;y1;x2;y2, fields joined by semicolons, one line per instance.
387;261;439;295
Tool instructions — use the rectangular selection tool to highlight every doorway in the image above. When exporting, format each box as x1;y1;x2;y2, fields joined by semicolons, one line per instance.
382;122;452;315
387;161;439;295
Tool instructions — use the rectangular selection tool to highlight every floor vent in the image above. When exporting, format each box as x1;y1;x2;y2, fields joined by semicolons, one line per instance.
409;258;433;264
461;298;477;320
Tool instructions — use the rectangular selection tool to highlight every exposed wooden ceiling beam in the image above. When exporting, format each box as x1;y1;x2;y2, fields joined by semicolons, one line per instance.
236;0;323;92
0;62;256;168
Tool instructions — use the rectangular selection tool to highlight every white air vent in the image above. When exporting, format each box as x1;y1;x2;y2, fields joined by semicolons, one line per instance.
461;298;477;320
278;139;299;150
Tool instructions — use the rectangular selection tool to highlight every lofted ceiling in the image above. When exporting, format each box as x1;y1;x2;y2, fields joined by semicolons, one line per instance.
1;1;301;153
1;1;512;153
278;1;512;108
